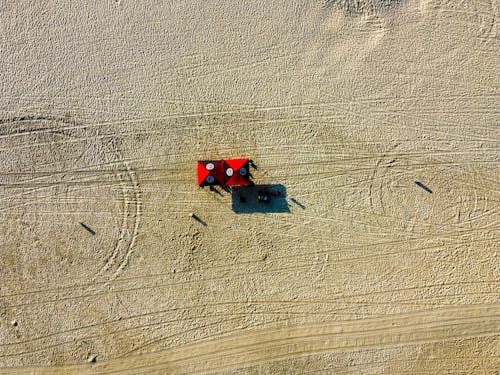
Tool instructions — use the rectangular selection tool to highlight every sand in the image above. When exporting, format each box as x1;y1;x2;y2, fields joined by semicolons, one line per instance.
0;0;498;373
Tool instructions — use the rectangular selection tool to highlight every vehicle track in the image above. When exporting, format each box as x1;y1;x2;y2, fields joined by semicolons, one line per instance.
0;116;141;280
3;304;496;374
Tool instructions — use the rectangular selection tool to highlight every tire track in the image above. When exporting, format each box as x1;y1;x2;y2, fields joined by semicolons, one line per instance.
3;304;495;374
102;304;500;374
0;222;497;303
1;236;497;310
1;91;498;149
1;295;496;360
0;116;142;280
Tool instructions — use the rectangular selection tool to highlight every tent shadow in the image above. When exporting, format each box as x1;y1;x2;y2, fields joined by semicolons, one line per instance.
231;184;290;214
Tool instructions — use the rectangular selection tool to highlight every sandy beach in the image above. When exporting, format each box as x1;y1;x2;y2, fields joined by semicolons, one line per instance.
0;0;498;373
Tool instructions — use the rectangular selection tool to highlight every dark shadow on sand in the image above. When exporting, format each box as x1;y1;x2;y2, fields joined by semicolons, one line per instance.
190;214;207;226
415;180;433;194
232;184;290;214
79;222;96;235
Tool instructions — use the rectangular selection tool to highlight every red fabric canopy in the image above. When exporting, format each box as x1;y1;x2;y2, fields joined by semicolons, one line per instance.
224;158;250;186
197;160;224;186
197;159;251;187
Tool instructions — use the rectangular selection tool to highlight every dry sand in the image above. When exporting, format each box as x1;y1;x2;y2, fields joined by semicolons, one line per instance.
0;0;499;373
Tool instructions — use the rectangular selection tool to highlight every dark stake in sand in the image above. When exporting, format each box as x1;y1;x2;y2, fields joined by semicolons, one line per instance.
189;213;207;226
415;180;433;194
79;222;96;235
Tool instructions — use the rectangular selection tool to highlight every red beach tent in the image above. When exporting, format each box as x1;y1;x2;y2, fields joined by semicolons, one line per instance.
223;158;251;186
197;160;224;187
197;158;251;187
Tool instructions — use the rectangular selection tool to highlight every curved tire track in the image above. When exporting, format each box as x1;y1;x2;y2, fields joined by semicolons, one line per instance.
0;116;141;280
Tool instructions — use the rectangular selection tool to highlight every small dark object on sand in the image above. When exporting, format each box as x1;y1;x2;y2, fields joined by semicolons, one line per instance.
289;196;306;209
415;180;433;194
79;222;96;235
189;213;207;226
